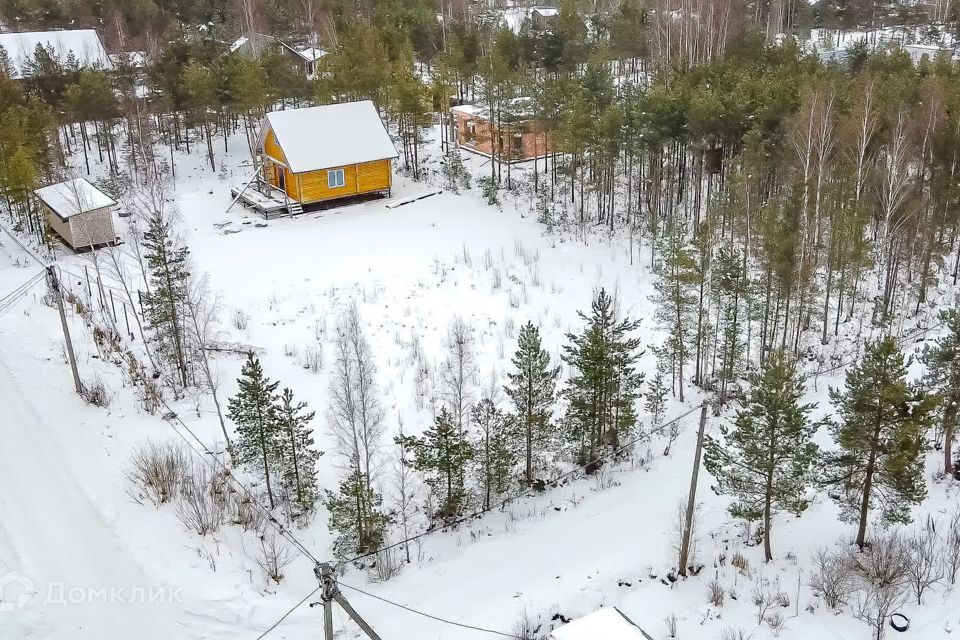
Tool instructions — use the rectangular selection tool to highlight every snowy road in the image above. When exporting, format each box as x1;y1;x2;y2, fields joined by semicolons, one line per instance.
0;347;195;639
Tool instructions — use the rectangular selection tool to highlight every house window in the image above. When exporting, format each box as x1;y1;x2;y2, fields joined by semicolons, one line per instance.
328;168;345;189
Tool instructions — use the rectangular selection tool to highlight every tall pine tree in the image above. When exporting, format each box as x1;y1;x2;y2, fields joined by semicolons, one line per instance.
563;289;644;464
504;321;559;486
922;309;960;475
142;208;190;389
274;388;321;514
326;469;389;559
652;229;698;402
471;397;514;510
825;337;932;550
227;354;281;509
704;350;820;561
398;407;474;518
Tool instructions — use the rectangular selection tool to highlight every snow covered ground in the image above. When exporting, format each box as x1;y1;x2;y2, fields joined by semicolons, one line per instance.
2;128;960;640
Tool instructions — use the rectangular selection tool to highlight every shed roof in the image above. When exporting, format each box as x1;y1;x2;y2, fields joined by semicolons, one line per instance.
0;29;111;79
35;178;116;219
551;608;653;640
259;101;398;173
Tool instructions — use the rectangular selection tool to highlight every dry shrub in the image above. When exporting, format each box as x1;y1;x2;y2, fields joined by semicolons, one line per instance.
80;376;110;407
731;551;749;575
707;579;725;606
848;531;909;588
175;463;227;535
720;627;753;640
252;532;294;583
810;547;855;609
369;545;403;583
125;441;189;506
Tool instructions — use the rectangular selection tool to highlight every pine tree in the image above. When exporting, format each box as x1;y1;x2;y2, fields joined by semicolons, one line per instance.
326;469;389;559
652;229;698;402
563;288;644;464
825;337;933;550
397;407;474;518
141;208;190;389
504;321;559;486
274;388;321;513
921;309;960;475
645;369;668;433
227;354;281;509
471;397;514;510
704;350;821;561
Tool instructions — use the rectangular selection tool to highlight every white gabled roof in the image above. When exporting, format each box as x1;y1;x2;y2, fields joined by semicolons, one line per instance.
260;101;398;173
0;29;111;79
551;608;652;640
295;47;326;62
35;178;115;219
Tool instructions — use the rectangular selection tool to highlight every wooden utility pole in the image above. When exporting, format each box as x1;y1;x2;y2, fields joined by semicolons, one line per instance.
315;563;384;640
49;266;82;394
678;403;708;577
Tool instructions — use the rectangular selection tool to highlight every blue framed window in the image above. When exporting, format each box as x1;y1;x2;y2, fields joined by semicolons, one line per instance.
327;168;345;189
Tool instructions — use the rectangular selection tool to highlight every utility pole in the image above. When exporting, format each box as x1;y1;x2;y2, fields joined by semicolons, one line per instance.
315;563;384;640
48;266;82;394
678;403;708;578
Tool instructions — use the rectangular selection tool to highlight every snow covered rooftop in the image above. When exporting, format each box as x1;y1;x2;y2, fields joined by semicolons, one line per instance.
34;178;115;218
229;35;249;52
294;46;326;62
0;29;111;79
261;101;398;173
551;608;653;640
532;6;559;16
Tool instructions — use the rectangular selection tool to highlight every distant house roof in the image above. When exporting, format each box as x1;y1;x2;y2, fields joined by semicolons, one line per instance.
551;608;653;640
451;96;536;122
34;178;115;219
532;6;560;17
0;29;111;79
109;50;147;67
294;46;326;62
259;100;398;173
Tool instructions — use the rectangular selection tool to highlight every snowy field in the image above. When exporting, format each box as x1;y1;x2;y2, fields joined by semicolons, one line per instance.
2;128;960;640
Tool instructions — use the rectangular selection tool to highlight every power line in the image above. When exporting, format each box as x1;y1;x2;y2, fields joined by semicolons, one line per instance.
338;581;518;639
802;317;948;381
155;400;322;563
0;221;50;268
0;270;46;314
343;403;703;565
253;585;321;640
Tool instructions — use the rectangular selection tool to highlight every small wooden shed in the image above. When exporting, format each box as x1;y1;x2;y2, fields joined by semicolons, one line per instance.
35;178;117;250
256;101;398;207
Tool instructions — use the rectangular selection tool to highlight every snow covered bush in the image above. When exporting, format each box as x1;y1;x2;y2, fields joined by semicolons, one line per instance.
719;627;753;640
175;463;227;536
707;579;725;606
252;532;294;584
79;376;110;407
232;308;249;330
944;508;960;586
124;441;190;506
905;521;942;604
809;547;855;609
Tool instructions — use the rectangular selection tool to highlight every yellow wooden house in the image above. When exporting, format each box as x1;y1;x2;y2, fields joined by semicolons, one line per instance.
256;100;397;208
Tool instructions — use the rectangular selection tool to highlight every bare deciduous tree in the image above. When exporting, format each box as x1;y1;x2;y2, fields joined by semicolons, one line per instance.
185;277;232;453
328;301;385;488
441;317;477;436
252;531;294;583
905;519;942;604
